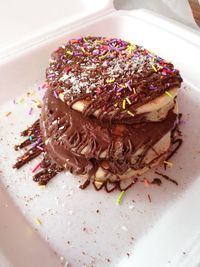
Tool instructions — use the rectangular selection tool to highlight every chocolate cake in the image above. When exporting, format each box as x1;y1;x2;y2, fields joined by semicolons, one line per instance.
14;36;183;189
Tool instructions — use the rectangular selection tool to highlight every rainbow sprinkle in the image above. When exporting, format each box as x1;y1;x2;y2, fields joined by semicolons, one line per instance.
28;107;33;115
126;97;131;105
32;162;42;173
66;51;73;56
116;191;125;205
151;64;157;72
35;218;42;225
122;99;126;109
127;110;135;117
165;91;173;98
38;185;46;189
5;111;11;117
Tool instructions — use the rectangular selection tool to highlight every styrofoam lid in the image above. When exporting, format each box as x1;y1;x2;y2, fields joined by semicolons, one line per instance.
0;0;113;54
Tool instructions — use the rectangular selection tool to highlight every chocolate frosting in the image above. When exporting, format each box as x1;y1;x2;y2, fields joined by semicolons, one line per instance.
39;88;177;176
46;36;182;123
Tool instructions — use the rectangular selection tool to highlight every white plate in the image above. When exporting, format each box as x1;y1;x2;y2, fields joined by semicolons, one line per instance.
0;7;200;267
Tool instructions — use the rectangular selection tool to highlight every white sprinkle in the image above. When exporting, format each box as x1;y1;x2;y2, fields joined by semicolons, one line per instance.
60;256;64;263
59;125;65;130
121;225;128;231
68;210;73;215
129;204;135;210
52;120;57;125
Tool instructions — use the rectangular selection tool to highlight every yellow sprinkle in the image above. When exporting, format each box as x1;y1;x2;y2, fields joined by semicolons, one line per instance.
130;43;136;49
164;160;173;167
127;110;135;117
114;103;118;107
126;97;131;105
99;52;108;60
127;44;136;52
106;78;115;83
81;47;86;53
122;99;126;109
119;84;126;89
116;191;125;205
148;49;156;55
38;185;46;189
165;91;173;98
18;97;24;103
152;64;157;72
35;218;42;225
33;100;42;108
66;51;73;55
59;93;65;102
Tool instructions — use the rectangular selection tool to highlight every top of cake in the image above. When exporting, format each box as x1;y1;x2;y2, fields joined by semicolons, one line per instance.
46;36;182;122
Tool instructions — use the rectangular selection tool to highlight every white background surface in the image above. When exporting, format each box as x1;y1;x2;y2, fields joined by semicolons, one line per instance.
0;0;199;53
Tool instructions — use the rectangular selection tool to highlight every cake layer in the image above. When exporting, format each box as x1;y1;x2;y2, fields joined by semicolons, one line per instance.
41;88;177;162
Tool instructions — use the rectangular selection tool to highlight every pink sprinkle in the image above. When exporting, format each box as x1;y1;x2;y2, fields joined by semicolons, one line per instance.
42;82;48;89
53;90;58;99
29;107;33;115
127;83;132;91
54;47;60;52
37;145;44;151
32;162;41;173
64;67;72;73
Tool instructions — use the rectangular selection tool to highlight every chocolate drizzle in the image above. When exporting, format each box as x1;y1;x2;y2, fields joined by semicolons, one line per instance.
92;178;138;193
165;139;183;163
155;171;178;186
13;120;62;185
13;120;43;169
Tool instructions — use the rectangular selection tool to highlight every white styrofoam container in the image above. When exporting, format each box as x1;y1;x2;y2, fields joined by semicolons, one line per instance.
1;2;200;267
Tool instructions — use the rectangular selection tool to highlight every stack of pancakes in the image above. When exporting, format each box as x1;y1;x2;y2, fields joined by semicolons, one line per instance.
40;36;182;182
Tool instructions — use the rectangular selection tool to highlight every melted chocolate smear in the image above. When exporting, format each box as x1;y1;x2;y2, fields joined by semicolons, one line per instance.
79;178;90;189
33;156;63;185
151;178;162;186
155;171;178;186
